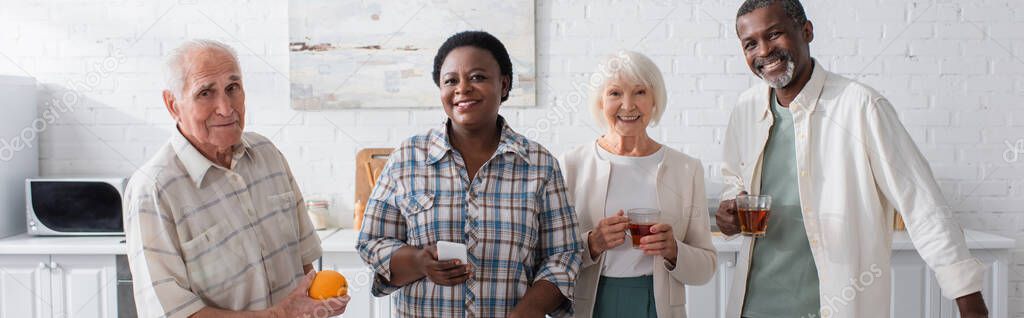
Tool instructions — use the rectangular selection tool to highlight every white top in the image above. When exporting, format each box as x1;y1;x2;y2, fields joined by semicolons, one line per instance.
722;61;987;318
595;144;665;277
561;141;717;318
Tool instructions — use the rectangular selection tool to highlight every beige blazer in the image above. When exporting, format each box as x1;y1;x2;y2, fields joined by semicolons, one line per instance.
560;142;717;318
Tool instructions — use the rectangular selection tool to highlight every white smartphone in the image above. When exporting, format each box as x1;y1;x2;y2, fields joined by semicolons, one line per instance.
436;241;468;264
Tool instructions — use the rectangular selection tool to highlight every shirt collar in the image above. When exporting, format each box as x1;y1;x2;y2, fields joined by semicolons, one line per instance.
171;127;251;187
760;59;828;120
425;115;531;165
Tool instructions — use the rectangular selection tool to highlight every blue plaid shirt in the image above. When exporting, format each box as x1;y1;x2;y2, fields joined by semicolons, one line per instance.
357;117;582;318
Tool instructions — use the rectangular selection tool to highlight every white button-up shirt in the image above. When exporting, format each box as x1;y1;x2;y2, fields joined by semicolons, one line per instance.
124;130;321;318
721;62;985;318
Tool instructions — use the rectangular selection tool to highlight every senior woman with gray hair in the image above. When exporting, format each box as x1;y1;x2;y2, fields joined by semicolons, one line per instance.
123;39;348;318
559;50;717;318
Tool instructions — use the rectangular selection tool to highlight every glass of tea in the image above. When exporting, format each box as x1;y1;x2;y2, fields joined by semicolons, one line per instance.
626;208;661;249
736;194;771;237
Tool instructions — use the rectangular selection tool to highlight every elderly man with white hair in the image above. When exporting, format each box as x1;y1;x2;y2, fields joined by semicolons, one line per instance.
123;39;349;318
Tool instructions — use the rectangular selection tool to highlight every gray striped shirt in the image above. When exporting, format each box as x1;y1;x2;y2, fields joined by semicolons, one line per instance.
124;130;321;318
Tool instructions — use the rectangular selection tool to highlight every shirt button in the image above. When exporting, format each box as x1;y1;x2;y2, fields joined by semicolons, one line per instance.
800;170;808;177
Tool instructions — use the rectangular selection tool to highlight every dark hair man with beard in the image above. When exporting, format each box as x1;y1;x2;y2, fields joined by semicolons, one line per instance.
715;1;990;318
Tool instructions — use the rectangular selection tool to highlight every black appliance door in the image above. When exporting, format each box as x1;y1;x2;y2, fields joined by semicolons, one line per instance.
30;181;123;232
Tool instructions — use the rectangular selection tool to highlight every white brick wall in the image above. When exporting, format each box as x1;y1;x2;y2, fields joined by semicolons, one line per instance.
0;0;1022;314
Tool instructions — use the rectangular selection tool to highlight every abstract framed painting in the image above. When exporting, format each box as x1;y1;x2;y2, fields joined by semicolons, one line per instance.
289;0;536;110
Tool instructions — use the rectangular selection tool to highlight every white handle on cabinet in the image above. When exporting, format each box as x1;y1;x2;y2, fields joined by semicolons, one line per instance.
725;261;735;268
49;262;59;272
38;262;48;269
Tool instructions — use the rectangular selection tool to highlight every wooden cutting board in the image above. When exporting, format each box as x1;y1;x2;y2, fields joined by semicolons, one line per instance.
894;213;906;231
353;148;392;230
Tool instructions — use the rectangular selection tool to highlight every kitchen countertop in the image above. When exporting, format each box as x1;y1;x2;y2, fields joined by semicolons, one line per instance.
0;228;341;255
320;229;360;252
316;229;1015;253
706;229;1016;253
0;228;1012;255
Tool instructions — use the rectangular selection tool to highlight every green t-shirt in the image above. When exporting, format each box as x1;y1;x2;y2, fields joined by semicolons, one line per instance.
741;91;821;317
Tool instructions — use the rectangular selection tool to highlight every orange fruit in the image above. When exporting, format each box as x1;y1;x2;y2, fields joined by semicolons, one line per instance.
308;270;348;300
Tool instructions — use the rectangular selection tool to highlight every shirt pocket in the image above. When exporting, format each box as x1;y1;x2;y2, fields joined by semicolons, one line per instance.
267;191;298;238
269;191;296;210
398;193;435;245
180;222;251;296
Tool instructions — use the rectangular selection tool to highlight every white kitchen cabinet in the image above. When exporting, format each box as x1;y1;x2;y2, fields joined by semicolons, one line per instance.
50;255;117;318
320;252;391;318
0;254;51;318
1;230;1006;318
0;254;116;318
683;247;1011;318
0;230;340;318
686;251;736;318
937;251;1009;318
890;250;943;317
891;249;1009;318
888;249;1007;318
314;230;1010;318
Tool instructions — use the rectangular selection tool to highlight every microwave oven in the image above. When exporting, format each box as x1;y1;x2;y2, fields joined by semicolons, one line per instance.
25;178;126;236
